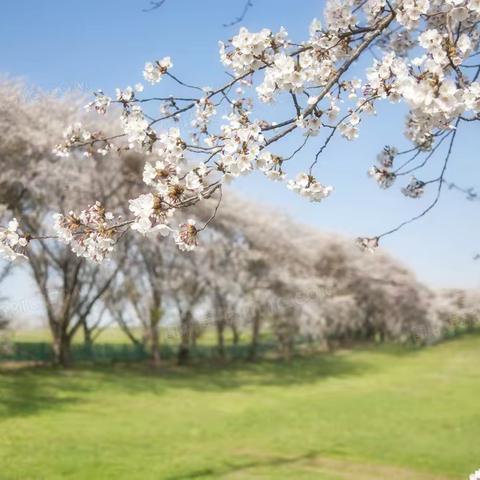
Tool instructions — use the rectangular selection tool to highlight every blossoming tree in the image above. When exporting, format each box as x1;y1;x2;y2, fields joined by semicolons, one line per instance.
0;80;140;365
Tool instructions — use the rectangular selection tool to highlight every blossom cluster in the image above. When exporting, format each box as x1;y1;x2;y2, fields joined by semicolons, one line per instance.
356;236;379;253
339;113;362;141
256;151;285;181
53;123;94;157
53;203;119;263
470;469;480;480
86;90;111;115
121;124;214;250
402;176;426;198
143;57;172;84
143;130;208;198
255;18;347;103
368;165;396;189
219;27;287;76
296;114;322;136
174;219;199;251
129;165;205;250
367;19;480;147
121;105;153;149
129;193;173;236
287;173;333;202
217;111;265;179
0;219;28;261
368;146;398;189
192;97;217;132
257;53;304;103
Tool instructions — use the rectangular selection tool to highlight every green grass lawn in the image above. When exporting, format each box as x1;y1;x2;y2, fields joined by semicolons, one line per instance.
1;334;479;479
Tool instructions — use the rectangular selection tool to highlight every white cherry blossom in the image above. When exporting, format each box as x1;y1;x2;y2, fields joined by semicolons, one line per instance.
0;218;28;261
470;469;480;480
129;193;173;236
143;57;173;84
402;177;426;198
53;203;119;263
174;219;199;251
287;173;333;202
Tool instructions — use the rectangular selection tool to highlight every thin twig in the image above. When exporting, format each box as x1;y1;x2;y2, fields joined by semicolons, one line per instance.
199;187;223;231
377;120;459;240
223;0;253;28
142;0;167;13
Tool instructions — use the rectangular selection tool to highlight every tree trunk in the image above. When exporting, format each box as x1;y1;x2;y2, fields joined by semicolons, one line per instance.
231;323;240;346
149;310;161;368
82;320;93;348
278;335;294;361
248;312;261;361
378;330;385;343
150;328;161;367
216;320;225;359
177;311;192;365
52;330;72;367
281;343;292;361
190;324;198;347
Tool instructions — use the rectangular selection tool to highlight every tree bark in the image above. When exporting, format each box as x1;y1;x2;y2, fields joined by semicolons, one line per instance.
177;311;192;365
52;330;72;367
149;307;162;368
231;323;240;346
278;334;294;361
82;320;93;348
248;312;261;361
216;320;225;359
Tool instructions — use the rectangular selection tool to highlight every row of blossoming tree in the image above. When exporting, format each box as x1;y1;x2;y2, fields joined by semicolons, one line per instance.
2;78;479;366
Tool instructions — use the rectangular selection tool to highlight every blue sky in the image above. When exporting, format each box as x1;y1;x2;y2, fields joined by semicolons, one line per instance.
0;0;479;290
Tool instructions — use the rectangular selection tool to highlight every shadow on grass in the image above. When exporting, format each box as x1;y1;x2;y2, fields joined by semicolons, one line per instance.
163;451;319;480
0;366;86;418
0;351;372;419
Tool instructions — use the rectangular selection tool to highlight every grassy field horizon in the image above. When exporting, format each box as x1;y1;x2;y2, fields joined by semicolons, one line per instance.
7;326;252;347
1;333;479;479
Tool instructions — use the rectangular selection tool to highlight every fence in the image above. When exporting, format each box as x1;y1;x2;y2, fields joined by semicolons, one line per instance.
0;342;149;363
0;340;281;363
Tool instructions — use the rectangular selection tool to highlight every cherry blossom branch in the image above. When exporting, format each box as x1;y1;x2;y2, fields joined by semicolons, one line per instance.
142;0;166;13
395;132;453;176
445;180;480;201
223;0;254;28
376;120;459;241
266;12;396;146
198;187;223;231
11;2;477;263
